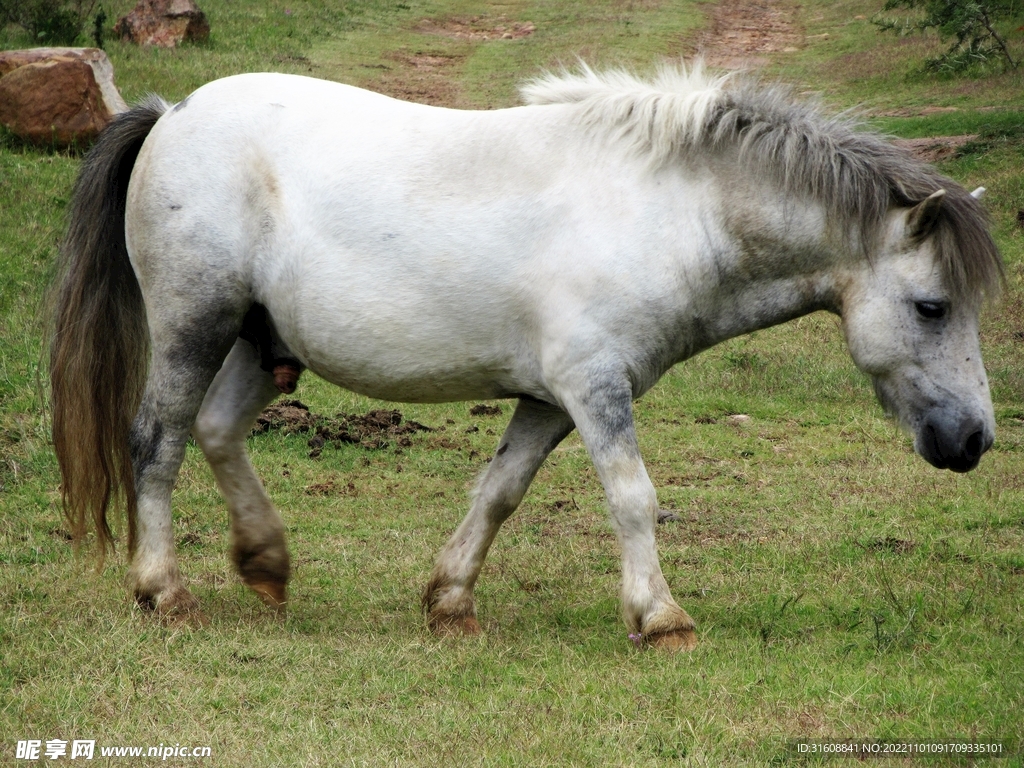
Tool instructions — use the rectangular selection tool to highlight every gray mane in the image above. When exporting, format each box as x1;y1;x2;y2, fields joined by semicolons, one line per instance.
522;64;1004;304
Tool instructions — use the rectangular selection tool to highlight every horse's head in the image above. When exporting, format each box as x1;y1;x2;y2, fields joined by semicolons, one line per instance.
840;187;1000;472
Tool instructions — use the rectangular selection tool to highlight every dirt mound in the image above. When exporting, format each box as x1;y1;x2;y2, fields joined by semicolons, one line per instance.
469;403;503;416
254;400;318;433
254;400;433;456
309;409;433;454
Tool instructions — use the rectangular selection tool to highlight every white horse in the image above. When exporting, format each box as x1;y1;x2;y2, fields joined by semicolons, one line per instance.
51;64;1002;649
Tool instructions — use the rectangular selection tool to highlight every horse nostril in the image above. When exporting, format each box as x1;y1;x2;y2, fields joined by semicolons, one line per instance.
964;430;984;460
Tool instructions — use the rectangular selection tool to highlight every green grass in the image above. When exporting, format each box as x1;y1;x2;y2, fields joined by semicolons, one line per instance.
2;0;1024;765
769;0;1024;110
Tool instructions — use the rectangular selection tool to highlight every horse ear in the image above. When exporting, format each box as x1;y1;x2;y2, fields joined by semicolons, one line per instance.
906;189;946;241
971;186;986;199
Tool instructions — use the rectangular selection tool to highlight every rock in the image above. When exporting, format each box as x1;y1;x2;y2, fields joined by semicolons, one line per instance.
115;0;210;48
0;48;127;147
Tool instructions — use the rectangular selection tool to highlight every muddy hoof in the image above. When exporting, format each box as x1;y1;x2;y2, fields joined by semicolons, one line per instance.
429;614;482;637
647;628;698;652
136;587;207;626
248;580;287;612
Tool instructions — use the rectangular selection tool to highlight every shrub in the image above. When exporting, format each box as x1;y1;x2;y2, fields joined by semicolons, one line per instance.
872;0;1021;73
0;0;98;45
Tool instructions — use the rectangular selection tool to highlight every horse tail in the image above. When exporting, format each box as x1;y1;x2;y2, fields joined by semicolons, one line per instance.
50;96;171;563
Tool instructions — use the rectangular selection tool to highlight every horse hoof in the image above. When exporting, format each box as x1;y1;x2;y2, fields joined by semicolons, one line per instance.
248;580;287;612
429;614;482;637
137;587;207;626
647;628;698;652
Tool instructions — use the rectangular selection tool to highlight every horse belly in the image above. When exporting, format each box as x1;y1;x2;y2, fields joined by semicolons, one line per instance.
269;271;538;404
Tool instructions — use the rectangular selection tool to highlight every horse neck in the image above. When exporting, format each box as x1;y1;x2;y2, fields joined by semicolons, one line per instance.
688;182;854;350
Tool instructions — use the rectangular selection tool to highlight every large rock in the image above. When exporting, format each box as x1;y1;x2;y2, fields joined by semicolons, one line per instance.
0;48;128;147
114;0;210;48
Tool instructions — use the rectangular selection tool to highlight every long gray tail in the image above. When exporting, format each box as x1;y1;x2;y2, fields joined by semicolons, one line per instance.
50;96;171;561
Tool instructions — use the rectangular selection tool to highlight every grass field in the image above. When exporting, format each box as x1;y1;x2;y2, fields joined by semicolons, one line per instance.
2;0;1023;765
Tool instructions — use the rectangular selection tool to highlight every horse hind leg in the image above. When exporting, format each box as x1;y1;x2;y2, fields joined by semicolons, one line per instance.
192;337;293;611
424;397;574;635
129;308;244;619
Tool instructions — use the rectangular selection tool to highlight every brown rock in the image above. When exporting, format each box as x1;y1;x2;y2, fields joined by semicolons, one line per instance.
0;47;127;112
0;48;127;147
115;0;210;48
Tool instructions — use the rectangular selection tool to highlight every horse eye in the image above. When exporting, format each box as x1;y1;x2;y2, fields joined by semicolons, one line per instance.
915;301;947;320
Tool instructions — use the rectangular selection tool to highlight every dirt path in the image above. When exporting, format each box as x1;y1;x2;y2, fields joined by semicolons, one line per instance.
686;0;802;69
366;15;538;108
366;2;803;107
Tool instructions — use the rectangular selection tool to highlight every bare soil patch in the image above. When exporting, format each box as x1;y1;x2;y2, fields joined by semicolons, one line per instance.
374;51;466;107
861;536;918;555
305;478;358;497
685;0;802;69
367;16;535;108
891;135;979;163
255;400;433;455
415;16;536;42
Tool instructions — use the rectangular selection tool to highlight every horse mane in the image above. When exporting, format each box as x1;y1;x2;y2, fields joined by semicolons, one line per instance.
521;63;1004;304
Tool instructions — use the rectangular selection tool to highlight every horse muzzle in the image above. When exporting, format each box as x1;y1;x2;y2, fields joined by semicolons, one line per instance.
915;408;993;473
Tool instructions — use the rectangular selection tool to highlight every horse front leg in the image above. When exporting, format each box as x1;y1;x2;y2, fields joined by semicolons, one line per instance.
424;397;574;635
563;379;697;651
192;339;292;610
